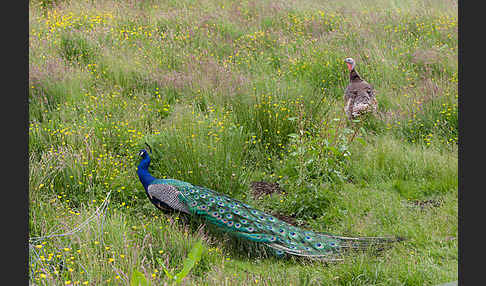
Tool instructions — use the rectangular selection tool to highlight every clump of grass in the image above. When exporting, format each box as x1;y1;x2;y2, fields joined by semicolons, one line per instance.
345;134;457;199
59;32;99;65
143;108;253;199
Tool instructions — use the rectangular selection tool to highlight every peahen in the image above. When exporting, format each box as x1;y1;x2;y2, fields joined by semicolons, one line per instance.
344;57;378;119
137;147;401;260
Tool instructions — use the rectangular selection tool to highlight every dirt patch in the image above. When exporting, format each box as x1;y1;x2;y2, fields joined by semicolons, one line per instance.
410;199;443;210
250;181;283;199
411;48;441;65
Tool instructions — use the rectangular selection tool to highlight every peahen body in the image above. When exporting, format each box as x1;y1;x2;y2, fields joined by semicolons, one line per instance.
344;57;378;119
137;148;400;259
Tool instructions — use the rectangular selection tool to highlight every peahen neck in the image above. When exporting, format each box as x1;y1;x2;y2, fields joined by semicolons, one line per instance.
349;68;362;82
137;155;156;190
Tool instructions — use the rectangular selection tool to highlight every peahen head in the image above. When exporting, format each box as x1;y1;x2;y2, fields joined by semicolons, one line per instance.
344;57;356;71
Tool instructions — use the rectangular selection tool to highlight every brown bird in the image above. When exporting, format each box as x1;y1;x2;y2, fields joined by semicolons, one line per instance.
343;58;377;119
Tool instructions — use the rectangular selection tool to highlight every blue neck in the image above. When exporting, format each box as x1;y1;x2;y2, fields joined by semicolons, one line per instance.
137;155;156;190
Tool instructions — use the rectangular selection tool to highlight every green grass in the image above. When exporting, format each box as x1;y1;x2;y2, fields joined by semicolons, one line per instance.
29;0;458;284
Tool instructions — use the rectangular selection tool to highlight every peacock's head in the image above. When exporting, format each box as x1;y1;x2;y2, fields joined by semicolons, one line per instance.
138;143;153;159
138;149;150;159
344;57;355;71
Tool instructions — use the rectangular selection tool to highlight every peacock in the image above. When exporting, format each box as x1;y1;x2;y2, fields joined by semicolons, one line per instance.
137;146;401;260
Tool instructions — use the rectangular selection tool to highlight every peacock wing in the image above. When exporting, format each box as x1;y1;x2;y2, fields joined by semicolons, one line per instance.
147;183;190;213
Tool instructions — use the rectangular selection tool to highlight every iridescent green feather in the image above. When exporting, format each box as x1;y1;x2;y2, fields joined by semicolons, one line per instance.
163;183;398;259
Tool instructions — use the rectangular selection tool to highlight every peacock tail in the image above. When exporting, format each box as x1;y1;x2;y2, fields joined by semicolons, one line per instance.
137;148;401;260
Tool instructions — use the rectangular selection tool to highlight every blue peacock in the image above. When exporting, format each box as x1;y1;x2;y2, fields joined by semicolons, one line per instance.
137;146;401;259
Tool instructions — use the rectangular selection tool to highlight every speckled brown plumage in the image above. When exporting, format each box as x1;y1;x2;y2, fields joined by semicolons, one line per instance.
344;58;377;119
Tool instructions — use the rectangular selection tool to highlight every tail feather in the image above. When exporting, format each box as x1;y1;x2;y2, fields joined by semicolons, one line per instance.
329;235;404;250
266;234;404;258
175;183;404;259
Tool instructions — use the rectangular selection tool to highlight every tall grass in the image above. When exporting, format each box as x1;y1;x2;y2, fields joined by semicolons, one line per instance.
29;0;457;284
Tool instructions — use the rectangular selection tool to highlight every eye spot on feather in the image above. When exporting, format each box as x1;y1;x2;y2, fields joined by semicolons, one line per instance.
219;208;225;213
247;227;254;232
233;210;240;215
329;242;336;247
226;214;233;219
209;198;215;202
217;202;225;207
305;236;312;241
211;211;219;217
290;232;297;237
190;202;197;207
235;223;241;228
269;236;277;242
315;243;324;249
240;219;248;224
227;221;234;227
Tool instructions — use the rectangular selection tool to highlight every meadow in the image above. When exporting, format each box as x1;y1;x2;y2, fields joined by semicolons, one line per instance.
29;0;458;285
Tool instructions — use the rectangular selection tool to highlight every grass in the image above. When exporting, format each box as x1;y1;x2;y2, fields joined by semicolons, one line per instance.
29;0;458;284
